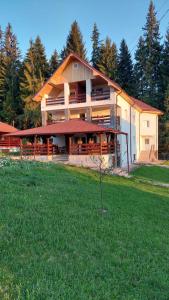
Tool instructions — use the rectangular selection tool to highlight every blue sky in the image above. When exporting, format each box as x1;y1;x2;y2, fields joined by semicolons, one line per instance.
1;0;169;59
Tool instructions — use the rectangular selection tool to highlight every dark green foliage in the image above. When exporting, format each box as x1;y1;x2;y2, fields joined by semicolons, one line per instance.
49;49;60;75
98;37;118;80
134;36;147;99
0;26;5;116
20;38;48;128
91;23;101;69
118;39;135;95
0;161;169;298
141;1;162;108
61;20;86;60
1;23;22;126
161;28;169;113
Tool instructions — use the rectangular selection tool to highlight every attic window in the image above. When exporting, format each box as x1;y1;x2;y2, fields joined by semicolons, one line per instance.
73;63;79;69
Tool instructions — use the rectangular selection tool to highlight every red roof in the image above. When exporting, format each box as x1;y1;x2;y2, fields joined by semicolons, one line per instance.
0;122;17;134
6;119;119;137
131;97;163;114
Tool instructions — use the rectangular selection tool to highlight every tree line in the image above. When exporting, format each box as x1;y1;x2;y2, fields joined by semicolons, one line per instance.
0;1;169;149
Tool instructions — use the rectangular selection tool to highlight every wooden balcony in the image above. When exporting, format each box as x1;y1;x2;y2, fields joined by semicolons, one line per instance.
46;96;64;106
92;115;111;127
70;142;120;155
69;93;86;104
91;90;110;101
47;119;65;125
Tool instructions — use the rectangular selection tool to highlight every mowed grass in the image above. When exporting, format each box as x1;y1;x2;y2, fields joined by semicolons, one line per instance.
132;165;169;184
1;161;169;299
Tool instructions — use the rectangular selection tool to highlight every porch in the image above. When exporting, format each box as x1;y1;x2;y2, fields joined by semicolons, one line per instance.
6;119;128;170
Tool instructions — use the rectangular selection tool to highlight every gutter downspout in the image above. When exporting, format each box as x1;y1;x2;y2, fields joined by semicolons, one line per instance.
114;91;122;168
130;106;132;164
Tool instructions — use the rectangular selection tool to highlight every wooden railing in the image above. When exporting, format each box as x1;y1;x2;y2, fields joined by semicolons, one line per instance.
21;144;58;156
0;137;20;148
91;115;121;128
47;119;65;125
70;142;120;155
91;90;110;101
69;93;86;104
92;115;111;126
46;96;64;106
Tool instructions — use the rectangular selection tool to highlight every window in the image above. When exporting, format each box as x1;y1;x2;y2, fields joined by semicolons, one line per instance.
73;63;79;69
133;113;136;123
145;138;150;145
144;120;150;128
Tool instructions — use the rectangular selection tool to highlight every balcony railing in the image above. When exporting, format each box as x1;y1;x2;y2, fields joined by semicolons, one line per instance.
92;115;111;127
91;90;110;101
69;93;86;104
46;96;64;106
47;119;65;125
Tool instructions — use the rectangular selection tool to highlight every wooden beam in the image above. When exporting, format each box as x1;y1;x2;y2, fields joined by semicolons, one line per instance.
20;139;22;158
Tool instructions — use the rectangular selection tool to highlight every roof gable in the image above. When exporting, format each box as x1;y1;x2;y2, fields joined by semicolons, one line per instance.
0;122;17;133
33;53;163;116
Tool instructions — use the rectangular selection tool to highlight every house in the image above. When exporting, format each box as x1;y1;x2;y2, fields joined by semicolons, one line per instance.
0;121;19;151
32;53;162;167
7;53;162;169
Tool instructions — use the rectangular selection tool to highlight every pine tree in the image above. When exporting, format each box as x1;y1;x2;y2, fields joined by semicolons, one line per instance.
61;21;86;60
0;26;5;117
142;0;162;108
117;39;135;95
33;36;49;79
2;23;22;125
91;23;101;69
98;37;118;80
161;28;169;101
134;36;146;99
49;49;60;75
164;84;169;118
20;39;45;128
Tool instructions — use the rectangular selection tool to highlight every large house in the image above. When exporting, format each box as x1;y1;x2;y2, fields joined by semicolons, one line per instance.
32;53;162;167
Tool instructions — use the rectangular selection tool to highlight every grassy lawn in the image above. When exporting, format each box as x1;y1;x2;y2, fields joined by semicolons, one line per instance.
132;165;169;184
0;160;169;299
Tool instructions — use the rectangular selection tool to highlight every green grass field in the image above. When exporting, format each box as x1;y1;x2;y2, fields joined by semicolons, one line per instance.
1;160;169;299
132;165;169;184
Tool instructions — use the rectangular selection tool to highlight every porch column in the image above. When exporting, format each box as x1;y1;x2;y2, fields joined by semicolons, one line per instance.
64;82;70;107
69;136;72;155
47;138;50;157
41;111;47;126
86;107;92;122
20;138;23;159
33;135;37;160
41;98;47;126
110;105;116;128
86;79;92;105
99;133;102;155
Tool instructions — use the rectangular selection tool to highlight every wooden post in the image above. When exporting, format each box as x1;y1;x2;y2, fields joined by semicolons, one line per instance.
20;138;23;159
47;137;50;156
126;134;130;174
100;133;102;155
114;133;117;168
33;135;37;160
69;136;72;155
